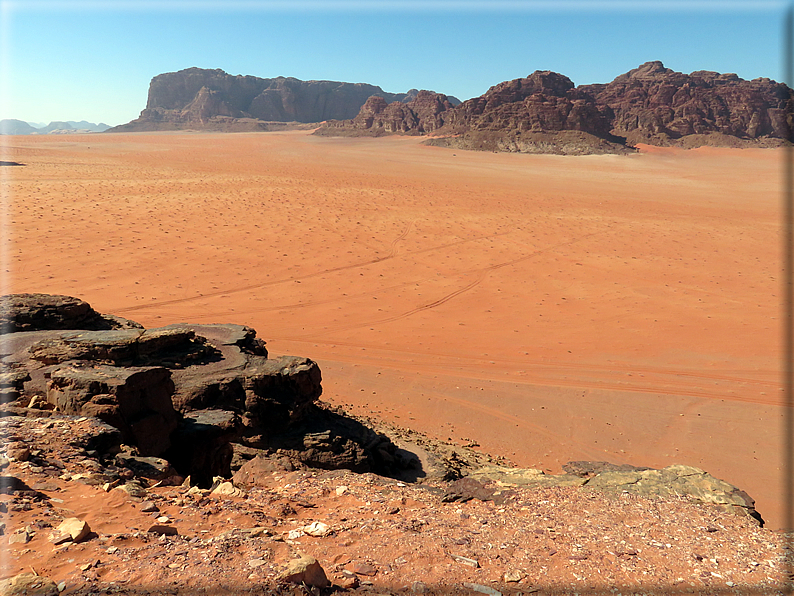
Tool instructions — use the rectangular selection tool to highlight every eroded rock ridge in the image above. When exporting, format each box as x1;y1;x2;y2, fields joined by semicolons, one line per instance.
317;61;793;154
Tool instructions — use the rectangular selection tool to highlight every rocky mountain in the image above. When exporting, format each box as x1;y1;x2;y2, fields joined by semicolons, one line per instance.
317;61;794;154
0;120;110;135
109;68;448;132
0;120;39;135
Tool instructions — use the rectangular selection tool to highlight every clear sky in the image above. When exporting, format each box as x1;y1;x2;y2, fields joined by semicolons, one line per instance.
0;0;788;126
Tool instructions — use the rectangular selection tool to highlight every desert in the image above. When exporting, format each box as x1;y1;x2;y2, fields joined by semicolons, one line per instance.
0;128;787;593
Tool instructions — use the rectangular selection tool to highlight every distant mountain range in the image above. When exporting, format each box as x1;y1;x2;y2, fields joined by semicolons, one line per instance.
0;120;111;135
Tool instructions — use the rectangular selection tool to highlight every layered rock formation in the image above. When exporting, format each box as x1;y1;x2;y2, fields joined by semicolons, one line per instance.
0;294;415;485
317;61;794;154
109;68;428;132
315;90;458;137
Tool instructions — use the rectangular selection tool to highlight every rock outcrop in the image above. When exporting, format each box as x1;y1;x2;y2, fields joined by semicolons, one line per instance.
579;60;793;147
318;61;793;154
109;68;429;132
0;294;416;485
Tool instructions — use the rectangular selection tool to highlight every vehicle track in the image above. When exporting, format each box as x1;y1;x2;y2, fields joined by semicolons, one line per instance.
114;223;512;314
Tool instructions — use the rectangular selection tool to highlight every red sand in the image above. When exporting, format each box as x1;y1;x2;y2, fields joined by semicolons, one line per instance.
2;131;785;527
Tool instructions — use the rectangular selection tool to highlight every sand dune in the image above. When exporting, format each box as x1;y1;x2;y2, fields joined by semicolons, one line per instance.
2;131;785;527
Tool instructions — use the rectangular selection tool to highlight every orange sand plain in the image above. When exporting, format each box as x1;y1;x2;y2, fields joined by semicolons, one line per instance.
1;131;786;528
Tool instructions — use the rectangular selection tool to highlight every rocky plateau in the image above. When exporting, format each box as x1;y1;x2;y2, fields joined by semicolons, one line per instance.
0;294;789;594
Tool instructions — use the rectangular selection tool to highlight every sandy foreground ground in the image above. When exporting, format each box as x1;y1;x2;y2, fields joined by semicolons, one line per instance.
0;131;786;529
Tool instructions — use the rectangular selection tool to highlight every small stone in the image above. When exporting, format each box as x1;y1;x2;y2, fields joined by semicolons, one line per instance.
338;575;359;589
156;516;170;523
57;581;66;592
140;501;159;513
167;563;180;569
286;529;303;540
411;581;427;594
248;558;266;568
278;555;329;588
55;518;90;543
348;562;377;576
451;554;479;568
301;521;330;537
147;524;178;536
336;486;348;496
112;481;147;498
106;546;118;554
503;570;523;582
210;481;245;498
9;527;32;544
463;584;502;596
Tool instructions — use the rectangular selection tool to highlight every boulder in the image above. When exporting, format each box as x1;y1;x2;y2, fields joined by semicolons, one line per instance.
278;555;329;588
0;573;59;596
55;517;91;542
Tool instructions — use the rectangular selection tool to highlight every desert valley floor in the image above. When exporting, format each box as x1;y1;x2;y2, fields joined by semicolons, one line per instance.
1;130;785;530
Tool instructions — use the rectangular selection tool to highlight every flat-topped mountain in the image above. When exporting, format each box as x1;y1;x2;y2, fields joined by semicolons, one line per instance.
110;68;460;132
318;61;794;154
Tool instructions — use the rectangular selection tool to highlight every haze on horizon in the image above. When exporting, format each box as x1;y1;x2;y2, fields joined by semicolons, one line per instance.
0;1;785;127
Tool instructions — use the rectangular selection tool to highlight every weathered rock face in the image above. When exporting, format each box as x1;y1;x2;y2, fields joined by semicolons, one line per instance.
317;90;458;136
579;60;794;146
110;68;420;132
46;365;178;457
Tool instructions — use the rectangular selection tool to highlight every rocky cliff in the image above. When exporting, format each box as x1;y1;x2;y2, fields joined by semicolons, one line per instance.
317;61;794;154
314;90;457;137
109;68;423;132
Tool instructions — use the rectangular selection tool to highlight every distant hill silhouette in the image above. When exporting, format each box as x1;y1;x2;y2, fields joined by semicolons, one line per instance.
0;120;110;135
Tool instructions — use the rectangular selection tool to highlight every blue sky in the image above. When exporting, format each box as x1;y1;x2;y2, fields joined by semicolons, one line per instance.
0;1;788;126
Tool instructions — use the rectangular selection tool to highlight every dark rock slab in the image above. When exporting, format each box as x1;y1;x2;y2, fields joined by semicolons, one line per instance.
0;294;141;334
46;365;177;456
28;327;217;368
